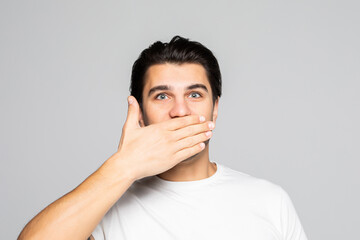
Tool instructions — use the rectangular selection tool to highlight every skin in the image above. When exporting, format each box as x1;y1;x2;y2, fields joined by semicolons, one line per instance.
140;63;219;181
17;63;218;240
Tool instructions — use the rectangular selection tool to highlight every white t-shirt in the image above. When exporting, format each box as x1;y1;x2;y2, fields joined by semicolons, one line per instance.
92;162;308;240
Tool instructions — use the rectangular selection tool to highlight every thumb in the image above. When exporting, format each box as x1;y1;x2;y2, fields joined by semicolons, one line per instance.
124;96;141;129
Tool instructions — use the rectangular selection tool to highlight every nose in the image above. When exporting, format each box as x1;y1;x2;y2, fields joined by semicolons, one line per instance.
169;98;191;118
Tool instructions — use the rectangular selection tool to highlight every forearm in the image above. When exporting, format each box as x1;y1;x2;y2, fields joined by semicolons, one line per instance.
18;153;135;240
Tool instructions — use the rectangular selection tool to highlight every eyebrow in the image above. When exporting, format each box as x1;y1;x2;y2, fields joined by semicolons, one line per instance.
148;84;209;97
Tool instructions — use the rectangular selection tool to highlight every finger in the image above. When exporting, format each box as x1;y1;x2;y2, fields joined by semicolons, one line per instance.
124;96;141;129
173;121;215;140
164;115;206;131
175;130;212;151
173;142;206;164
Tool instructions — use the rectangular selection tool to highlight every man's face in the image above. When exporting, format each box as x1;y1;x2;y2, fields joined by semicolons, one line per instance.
140;63;219;127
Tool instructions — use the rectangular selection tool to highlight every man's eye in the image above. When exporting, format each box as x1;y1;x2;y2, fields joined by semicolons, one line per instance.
189;92;201;98
155;93;168;100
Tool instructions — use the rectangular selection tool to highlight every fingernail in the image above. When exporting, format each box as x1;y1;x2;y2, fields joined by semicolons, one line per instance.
199;116;205;122
200;142;205;149
206;131;212;137
128;97;133;105
208;122;214;129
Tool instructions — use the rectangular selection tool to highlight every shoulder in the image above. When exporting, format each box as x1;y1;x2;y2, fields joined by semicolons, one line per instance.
219;163;289;201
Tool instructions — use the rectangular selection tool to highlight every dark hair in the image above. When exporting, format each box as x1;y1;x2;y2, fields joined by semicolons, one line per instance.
130;36;222;107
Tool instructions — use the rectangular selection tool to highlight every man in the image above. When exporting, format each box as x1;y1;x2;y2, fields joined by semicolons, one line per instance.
18;36;308;240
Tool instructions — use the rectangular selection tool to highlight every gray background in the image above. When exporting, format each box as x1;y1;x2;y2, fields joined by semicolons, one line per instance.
1;0;359;239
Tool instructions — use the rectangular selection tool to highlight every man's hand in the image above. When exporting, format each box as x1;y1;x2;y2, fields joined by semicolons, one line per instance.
17;95;214;240
110;96;214;181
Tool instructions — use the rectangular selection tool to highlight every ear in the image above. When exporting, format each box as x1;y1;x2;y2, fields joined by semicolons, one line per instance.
212;97;220;124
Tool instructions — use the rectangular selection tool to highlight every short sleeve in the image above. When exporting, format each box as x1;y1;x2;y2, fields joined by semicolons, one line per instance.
279;188;308;240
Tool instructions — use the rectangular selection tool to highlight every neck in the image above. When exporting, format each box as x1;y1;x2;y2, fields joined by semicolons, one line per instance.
156;144;217;182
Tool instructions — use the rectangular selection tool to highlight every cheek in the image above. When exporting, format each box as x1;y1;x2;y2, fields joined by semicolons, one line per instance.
188;102;213;118
142;105;171;124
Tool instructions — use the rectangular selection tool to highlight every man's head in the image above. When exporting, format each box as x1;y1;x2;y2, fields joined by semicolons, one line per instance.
130;36;222;127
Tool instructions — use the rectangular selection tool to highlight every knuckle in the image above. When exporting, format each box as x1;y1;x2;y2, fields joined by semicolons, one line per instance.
186;137;195;146
203;122;210;130
185;127;193;136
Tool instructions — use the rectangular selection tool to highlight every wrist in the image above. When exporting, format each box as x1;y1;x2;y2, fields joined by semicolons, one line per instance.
97;152;137;187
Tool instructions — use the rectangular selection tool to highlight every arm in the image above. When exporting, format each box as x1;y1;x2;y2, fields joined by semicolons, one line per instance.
18;96;214;240
18;152;135;240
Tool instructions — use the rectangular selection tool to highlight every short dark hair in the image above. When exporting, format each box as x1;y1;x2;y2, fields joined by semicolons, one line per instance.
130;36;222;108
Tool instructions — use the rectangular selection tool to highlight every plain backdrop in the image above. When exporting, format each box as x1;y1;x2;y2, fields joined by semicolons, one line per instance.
1;0;359;239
